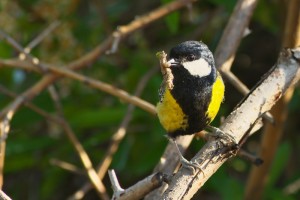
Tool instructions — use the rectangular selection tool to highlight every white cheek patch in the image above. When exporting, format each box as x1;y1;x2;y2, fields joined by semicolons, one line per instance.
182;58;211;77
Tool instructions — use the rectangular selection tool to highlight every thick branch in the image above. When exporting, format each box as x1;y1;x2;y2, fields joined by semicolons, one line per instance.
163;47;300;199
214;0;258;71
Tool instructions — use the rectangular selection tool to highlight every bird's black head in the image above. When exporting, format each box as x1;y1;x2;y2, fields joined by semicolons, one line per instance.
169;41;215;67
168;41;216;79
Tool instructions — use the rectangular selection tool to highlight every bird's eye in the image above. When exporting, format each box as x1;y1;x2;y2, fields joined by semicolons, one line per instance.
187;55;195;61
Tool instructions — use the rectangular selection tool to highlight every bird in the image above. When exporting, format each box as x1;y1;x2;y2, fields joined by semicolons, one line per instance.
156;40;225;169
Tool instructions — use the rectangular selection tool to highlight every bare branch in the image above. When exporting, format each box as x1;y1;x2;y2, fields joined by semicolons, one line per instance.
0;190;12;200
283;178;300;195
0;58;156;116
214;0;258;71
108;170;125;198
163;47;300;199
211;0;273;123
0;84;108;199
69;67;158;199
50;159;84;175
0;84;64;125
144;135;194;199
0;30;47;72
60;120;109;200
24;20;60;52
109;170;164;200
0;0;196;121
0;99;18;188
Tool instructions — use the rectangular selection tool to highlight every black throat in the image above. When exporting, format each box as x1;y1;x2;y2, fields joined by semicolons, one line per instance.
168;65;216;138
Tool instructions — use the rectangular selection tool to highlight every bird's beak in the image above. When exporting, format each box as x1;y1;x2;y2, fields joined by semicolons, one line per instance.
167;59;180;67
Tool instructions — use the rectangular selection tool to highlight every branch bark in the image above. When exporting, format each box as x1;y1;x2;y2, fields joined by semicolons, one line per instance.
109;170;164;200
162;47;300;199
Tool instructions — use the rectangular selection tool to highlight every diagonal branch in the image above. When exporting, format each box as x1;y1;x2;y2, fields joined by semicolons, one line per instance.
163;47;300;199
0;0;197;121
0;58;156;115
214;0;258;72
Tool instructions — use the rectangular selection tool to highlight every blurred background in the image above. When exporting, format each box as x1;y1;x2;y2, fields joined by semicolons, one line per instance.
0;0;299;199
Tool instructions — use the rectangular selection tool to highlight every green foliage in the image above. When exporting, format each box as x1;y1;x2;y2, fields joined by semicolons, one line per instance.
209;0;237;11
263;142;296;200
161;0;180;33
253;0;280;33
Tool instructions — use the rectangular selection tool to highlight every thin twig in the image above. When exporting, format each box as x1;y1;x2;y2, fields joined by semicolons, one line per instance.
0;58;156;116
0;0;196;195
0;84;63;124
0;30;46;72
47;81;109;199
0;0;198;117
108;170;124;198
0;99;19;189
0;84;108;198
283;178;300;195
69;67;158;199
60;120;109;200
50;159;84;175
24;20;60;53
109;170;164;200
0;0;198;124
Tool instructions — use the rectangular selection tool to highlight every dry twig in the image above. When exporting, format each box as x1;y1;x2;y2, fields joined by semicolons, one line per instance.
0;84;108;198
0;58;155;115
0;0;197;195
69;67;158;199
0;0;197;122
50;159;84;175
109;170;164;200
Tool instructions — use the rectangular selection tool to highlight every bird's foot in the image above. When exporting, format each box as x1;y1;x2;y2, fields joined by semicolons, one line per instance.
169;138;205;175
179;156;205;176
206;125;237;145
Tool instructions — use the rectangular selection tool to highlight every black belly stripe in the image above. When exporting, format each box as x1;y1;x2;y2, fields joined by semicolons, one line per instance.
168;66;215;137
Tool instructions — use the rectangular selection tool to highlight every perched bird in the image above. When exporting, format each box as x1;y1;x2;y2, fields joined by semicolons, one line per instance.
156;41;225;168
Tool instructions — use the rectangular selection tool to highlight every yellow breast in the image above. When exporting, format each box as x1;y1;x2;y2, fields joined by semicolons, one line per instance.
156;89;188;133
206;73;225;122
157;72;224;134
